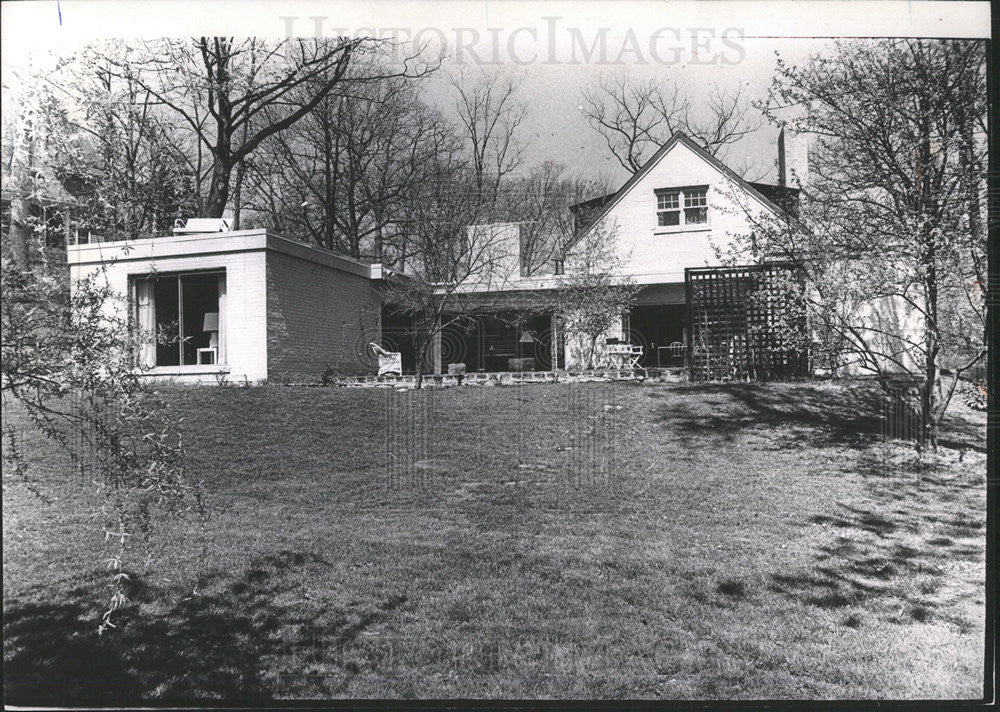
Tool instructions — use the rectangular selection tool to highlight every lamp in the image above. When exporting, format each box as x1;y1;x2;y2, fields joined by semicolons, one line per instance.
202;312;219;348
196;311;220;365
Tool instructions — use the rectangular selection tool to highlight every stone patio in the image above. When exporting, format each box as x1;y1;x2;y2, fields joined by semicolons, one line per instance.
332;367;687;388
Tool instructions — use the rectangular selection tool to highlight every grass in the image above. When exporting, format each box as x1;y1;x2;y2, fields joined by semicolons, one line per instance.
2;379;988;701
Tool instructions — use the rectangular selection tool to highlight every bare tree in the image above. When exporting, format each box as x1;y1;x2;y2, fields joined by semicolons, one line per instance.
56;45;201;240
111;37;435;218
501;162;615;277
544;220;640;370
2;65;77;268
448;66;527;202
580;72;760;174
378;157;518;388
244;67;450;260
723;39;988;450
2;65;200;632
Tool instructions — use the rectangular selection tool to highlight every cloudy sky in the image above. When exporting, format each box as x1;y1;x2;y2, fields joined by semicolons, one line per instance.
421;36;830;185
2;1;988;190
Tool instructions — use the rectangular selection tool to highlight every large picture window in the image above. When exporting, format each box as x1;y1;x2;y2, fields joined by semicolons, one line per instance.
133;272;226;368
655;186;710;229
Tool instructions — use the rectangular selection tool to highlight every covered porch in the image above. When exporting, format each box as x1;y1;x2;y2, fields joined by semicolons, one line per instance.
623;283;688;369
380;306;564;376
379;282;692;376
443;311;563;374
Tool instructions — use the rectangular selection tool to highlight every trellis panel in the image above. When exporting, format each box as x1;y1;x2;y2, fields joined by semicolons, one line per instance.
685;263;808;382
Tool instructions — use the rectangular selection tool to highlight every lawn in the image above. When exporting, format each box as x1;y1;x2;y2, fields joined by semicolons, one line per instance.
2;379;988;702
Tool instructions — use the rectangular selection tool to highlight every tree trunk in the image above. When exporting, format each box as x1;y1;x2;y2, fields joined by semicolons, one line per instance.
232;159;244;230
7;195;33;270
414;334;425;390
231;119;250;230
917;102;938;451
374;219;384;262
204;157;232;219
323;113;336;251
959;111;986;355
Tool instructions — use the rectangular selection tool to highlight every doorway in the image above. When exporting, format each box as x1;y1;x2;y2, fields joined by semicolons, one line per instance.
627;304;686;368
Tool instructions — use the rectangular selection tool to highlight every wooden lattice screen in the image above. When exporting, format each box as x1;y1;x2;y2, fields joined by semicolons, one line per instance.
685;263;808;381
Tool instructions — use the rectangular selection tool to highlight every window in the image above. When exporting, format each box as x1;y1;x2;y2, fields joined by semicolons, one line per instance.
133;272;226;368
655;186;710;229
684;188;708;224
656;191;680;226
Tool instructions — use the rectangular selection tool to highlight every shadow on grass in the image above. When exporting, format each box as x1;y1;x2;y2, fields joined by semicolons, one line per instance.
660;381;886;449
4;550;406;705
770;478;983;628
659;381;985;453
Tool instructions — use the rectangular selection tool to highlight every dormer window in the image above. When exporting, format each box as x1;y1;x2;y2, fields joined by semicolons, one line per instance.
655;186;709;229
656;191;680;226
684;188;708;224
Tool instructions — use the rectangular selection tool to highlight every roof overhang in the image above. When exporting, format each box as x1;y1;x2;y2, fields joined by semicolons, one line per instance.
66;229;379;280
574;132;806;248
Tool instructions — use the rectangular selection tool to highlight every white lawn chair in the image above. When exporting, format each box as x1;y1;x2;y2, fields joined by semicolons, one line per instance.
369;342;402;377
605;341;644;370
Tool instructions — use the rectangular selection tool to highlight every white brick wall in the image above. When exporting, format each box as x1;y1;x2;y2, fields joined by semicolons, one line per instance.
68;231;270;383
67;230;383;385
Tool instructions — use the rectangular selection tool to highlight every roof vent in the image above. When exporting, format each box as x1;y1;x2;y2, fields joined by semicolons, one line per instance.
173;218;232;235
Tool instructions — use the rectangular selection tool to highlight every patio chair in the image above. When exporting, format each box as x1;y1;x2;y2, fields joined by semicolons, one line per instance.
604;341;644;370
369;342;402;377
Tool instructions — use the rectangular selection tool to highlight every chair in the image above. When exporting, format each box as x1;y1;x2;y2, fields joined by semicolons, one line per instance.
605;342;644;370
369;342;402;377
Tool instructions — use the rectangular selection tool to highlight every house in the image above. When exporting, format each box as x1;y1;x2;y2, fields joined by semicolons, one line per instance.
67;226;381;384
66;132;807;383
413;132;804;376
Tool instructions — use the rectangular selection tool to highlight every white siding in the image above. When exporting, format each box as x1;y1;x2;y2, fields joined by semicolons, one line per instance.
835;295;925;376
586;140;768;284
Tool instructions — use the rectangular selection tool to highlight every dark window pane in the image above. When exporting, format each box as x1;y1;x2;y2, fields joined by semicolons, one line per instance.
181;274;221;365
658;211;680;227
153;276;180;366
685;207;708;224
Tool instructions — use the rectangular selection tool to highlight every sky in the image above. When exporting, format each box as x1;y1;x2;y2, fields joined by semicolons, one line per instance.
421;37;831;185
0;29;831;190
2;1;988;192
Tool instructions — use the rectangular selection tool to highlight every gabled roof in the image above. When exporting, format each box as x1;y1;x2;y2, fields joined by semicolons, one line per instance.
573;132;797;237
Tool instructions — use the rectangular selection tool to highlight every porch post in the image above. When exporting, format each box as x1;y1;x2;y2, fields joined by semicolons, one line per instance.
431;319;442;375
478;316;484;371
550;314;559;371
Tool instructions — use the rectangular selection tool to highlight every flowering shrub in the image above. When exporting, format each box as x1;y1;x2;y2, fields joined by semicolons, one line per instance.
2;241;203;633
